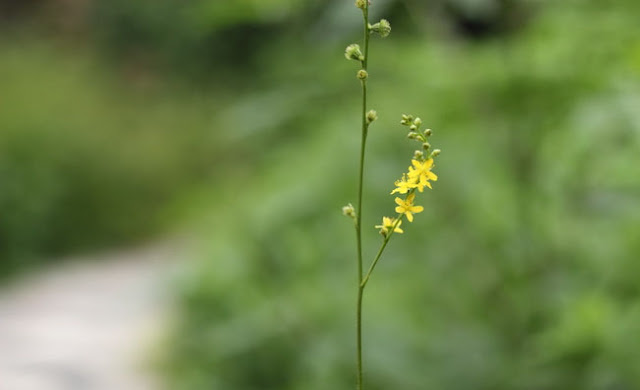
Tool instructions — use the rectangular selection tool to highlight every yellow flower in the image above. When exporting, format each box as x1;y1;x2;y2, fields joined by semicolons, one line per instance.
407;158;438;192
394;193;423;222
390;173;416;195
375;216;403;235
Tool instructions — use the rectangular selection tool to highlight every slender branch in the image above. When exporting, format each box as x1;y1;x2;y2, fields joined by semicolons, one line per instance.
361;213;404;289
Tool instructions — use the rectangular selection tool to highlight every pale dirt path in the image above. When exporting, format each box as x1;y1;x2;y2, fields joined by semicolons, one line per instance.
0;243;185;390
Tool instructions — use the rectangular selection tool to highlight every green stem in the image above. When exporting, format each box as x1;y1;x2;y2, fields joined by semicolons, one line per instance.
355;4;370;390
361;213;404;289
356;284;364;390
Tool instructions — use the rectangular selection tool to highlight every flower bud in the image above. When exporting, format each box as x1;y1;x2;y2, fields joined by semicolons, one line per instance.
342;203;356;218
369;19;391;38
356;69;368;80
413;150;424;159
409;124;417;131
366;110;378;124
345;44;364;61
401;114;414;126
407;132;418;139
422;142;431;151
413;117;422;127
355;0;366;9
424;128;432;137
431;149;441;157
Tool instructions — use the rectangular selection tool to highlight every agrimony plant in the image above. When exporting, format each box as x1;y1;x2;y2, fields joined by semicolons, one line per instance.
342;1;441;389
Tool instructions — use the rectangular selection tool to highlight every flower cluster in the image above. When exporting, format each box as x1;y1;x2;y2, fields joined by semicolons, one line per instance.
375;114;440;236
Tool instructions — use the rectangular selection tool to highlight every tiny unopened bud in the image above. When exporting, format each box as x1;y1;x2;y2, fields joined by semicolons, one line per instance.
366;110;378;124
355;0;366;10
400;115;413;126
409;124;417;131
413;117;422;127
357;69;368;80
424;128;432;137
431;149;441;157
407;132;418;139
422;142;431;151
345;44;364;61
413;150;424;159
342;203;356;218
369;19;391;38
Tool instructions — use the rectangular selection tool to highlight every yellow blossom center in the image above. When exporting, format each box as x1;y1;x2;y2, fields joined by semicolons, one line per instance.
394;193;424;222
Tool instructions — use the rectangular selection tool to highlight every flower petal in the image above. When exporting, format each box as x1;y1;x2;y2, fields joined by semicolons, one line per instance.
406;212;414;222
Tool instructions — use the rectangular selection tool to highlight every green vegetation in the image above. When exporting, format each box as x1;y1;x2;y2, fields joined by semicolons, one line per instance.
162;1;640;389
1;0;640;388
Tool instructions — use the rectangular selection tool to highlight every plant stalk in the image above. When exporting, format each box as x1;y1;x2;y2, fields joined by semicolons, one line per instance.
355;4;370;390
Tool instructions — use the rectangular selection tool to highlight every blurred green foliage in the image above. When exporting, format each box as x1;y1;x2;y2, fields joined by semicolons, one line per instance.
89;0;316;82
0;41;224;272
2;0;640;387
1;0;345;272
160;1;640;389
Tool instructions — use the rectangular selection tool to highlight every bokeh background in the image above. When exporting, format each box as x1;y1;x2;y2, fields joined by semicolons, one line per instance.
1;0;640;389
